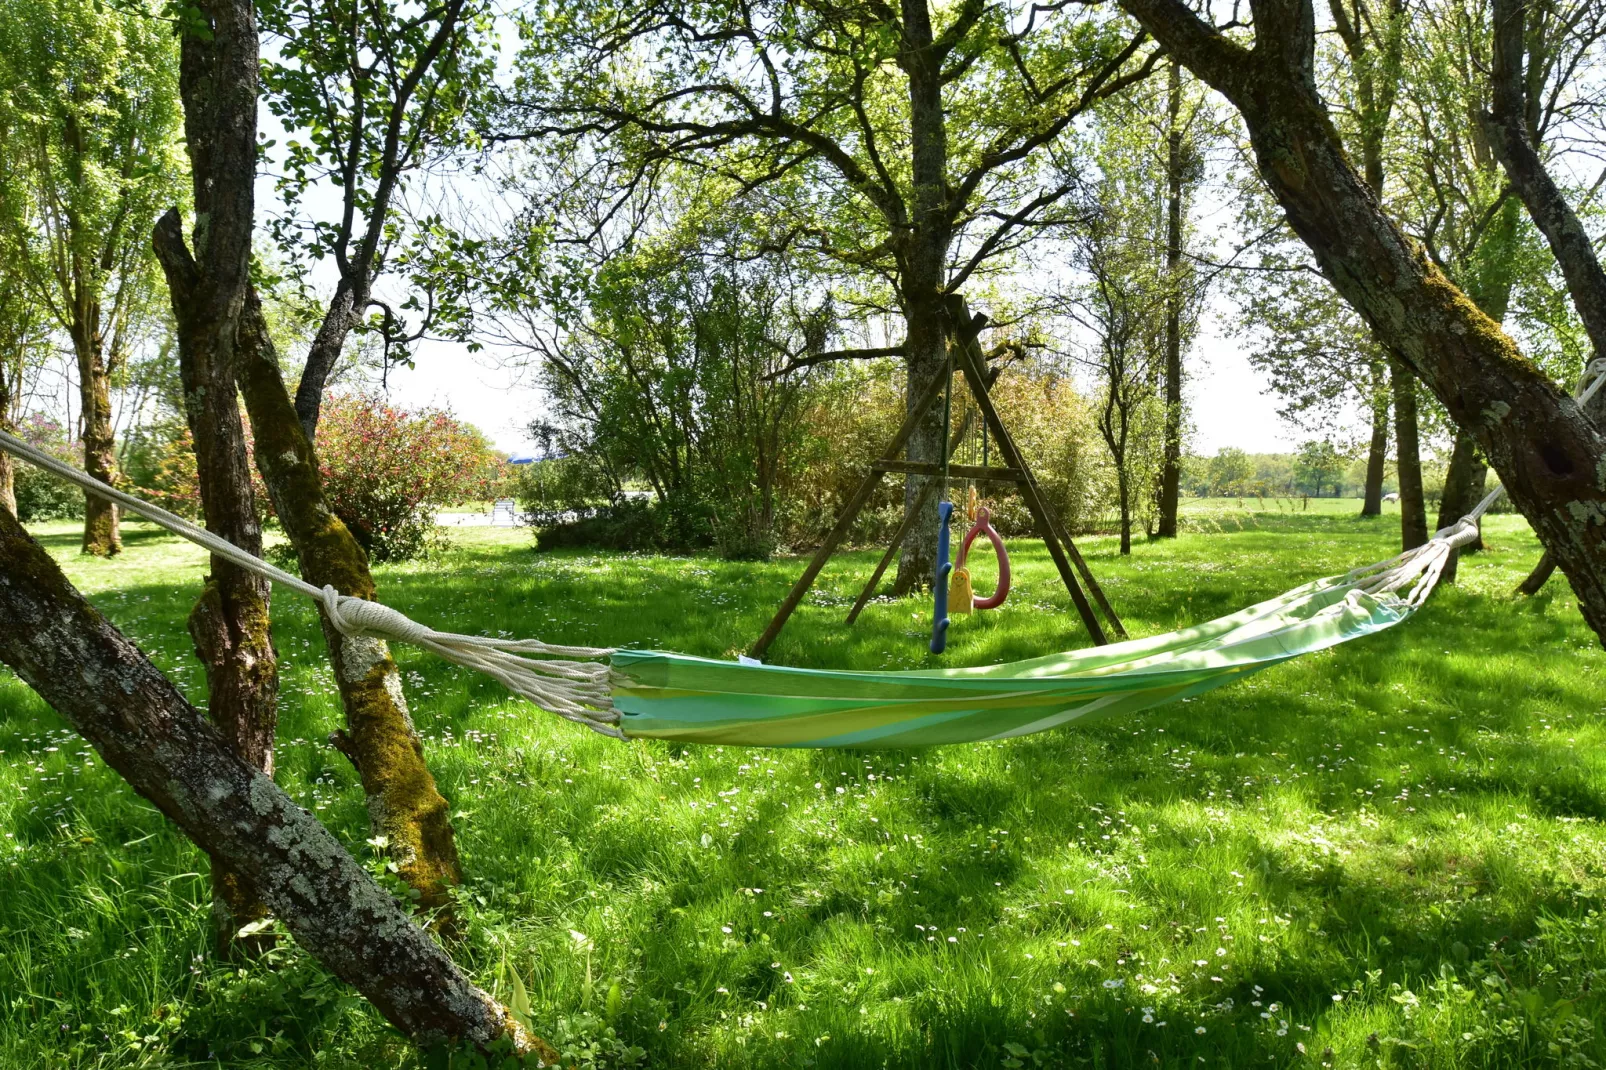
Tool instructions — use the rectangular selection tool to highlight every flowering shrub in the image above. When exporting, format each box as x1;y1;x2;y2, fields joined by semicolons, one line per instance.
123;426;204;519
315;394;501;562
12;414;84;521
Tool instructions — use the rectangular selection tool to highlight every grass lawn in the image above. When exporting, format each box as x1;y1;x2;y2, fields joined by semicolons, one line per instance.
2;502;1604;1068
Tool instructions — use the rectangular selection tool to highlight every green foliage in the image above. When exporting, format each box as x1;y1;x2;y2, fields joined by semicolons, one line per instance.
4;505;1605;1067
514;455;616;528
517;186;835;560
315;394;501;562
11;415;82;521
1294;439;1348;498
1204;447;1255;498
0;0;184;363
258;0;497;364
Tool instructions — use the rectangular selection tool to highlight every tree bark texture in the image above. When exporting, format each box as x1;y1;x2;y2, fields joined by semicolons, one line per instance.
154;209;281;950
73;326;119;556
1389;357;1428;550
1483;0;1606;363
1157;59;1186;539
294;279;357;440
234;296;463;913
157;0;283;949
0;509;549;1059
1118;0;1606;645
1436;430;1489;582
0;380;14;519
1361;360;1389;516
891;2;956;595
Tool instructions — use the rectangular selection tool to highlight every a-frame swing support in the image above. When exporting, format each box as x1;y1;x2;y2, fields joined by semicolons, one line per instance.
750;296;1125;659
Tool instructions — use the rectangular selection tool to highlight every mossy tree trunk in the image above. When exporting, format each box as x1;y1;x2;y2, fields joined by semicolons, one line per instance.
72;321;120;556
0;508;551;1059
0;376;14;519
1119;0;1606;645
235;299;462;915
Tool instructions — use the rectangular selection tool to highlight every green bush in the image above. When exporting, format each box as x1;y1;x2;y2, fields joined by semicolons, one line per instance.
534;497;716;554
11;416;83;522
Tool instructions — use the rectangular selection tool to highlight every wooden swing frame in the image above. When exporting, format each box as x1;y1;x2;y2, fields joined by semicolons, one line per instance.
750;295;1125;658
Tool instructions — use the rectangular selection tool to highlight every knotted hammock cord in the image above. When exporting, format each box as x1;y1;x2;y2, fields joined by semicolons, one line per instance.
0;429;622;738
1;358;1602;740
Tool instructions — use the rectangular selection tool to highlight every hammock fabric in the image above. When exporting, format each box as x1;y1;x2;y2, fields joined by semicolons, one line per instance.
0;428;1485;749
614;575;1424;747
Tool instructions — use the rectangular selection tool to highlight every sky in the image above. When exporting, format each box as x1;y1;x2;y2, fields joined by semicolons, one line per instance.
375;299;1308;459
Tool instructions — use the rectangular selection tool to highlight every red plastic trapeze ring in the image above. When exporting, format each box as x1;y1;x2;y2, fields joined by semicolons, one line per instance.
955;507;1012;610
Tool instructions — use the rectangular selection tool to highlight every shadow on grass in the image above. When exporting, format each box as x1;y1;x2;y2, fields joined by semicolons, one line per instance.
3;518;1604;1068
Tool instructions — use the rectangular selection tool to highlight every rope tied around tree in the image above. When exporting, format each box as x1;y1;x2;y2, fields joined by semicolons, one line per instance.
0;428;623;737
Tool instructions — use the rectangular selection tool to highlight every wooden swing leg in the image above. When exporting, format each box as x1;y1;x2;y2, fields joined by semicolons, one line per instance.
845;402;991;626
1039;505;1127;638
947;296;1110;646
751;361;954;659
845;480;935;626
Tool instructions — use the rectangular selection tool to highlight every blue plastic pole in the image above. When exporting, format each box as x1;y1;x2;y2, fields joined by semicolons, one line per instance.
930;500;953;653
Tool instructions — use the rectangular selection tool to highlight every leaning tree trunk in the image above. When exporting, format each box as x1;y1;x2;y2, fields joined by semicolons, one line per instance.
154;211;280;953
1361;360;1388;516
234;295;462;914
0;508;551;1060
293;278;359;441
73;328;119;556
1390;357;1428;550
1482;0;1606;600
1118;0;1606;645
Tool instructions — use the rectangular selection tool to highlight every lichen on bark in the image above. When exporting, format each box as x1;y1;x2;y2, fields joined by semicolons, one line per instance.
233;289;463;914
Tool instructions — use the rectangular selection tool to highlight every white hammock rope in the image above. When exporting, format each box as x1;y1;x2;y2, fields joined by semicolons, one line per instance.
3;357;1603;739
0;429;623;738
1344;357;1606;608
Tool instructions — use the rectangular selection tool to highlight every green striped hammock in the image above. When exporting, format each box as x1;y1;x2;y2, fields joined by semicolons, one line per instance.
609;554;1451;748
0;429;1487;750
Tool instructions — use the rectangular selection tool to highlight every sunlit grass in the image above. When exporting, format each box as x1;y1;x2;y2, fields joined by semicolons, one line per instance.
2;502;1603;1068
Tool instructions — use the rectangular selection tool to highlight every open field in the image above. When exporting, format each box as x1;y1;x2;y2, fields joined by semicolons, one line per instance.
2;505;1603;1068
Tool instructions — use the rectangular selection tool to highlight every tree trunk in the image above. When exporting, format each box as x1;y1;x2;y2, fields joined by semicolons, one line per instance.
1361;359;1388;515
158;0;286;951
74;330;119;556
1389;357;1428;550
234;295;462;914
1158;59;1186;539
154;212;280;954
0;445;12;518
1482;0;1606;363
293;279;358;441
0;379;14;519
891;3;954;596
1118;0;1606;645
893;301;948;594
1116;461;1132;554
1435;429;1488;583
0;509;552;1059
